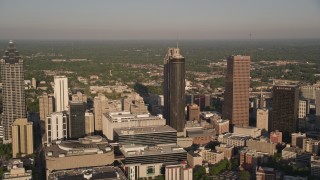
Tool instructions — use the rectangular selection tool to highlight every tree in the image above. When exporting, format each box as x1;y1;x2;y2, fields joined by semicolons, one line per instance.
239;170;251;180
193;166;206;180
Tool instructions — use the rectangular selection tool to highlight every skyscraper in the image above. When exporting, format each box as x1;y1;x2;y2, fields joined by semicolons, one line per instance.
163;47;185;132
222;55;250;128
12;118;33;158
271;85;299;138
46;112;68;144
39;93;54;122
0;41;26;143
68;101;86;139
54;76;69;112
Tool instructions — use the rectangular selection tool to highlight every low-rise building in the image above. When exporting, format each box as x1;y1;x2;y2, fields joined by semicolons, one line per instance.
201;149;224;165
256;167;276;180
165;163;192;180
213;119;229;135
215;144;234;160
187;152;202;168
114;125;177;146
185;128;215;145
311;156;320;178
233;126;261;138
246;138;277;155
102;112;166;141
217;133;251;147
45;136;114;178
282;146;303;161
291;132;306;148
270;130;282;144
2;159;32;180
120;144;187;180
303;138;320;154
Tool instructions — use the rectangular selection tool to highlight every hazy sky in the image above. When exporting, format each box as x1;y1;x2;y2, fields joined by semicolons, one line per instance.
0;0;320;40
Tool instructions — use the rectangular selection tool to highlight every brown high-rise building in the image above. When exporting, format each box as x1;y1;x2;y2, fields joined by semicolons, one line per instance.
12;118;33;158
271;85;299;138
0;41;26;143
39;93;54;122
163;47;186;132
222;55;250;127
187;104;200;121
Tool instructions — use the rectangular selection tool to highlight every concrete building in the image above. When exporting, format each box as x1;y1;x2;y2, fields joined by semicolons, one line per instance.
45;136;114;178
311;156;320;178
256;167;276;180
71;91;87;103
102;111;166;141
39;93;54;122
54;76;69;112
1;41;26;143
68;101;86;139
122;92;148;115
46;112;68;144
185;128;215;145
213;119;229;135
256;108;269;132
270;130;282;144
240;148;258;171
93;93;121;133
217;133;251;147
31;77;36;89
187;104;200;121
187;152;202;168
165;163;192;180
291;132;306;148
85;112;94;136
12;118;33;158
215;144;234;160
2;159;32;180
246;138;277;155
272;85;299;138
201;149;224;165
282;146;303;161
120;144;187;180
114;125;177;146
163;47;186;132
233;126;261;138
298;99;309;119
303;138;320;154
222;55;250;127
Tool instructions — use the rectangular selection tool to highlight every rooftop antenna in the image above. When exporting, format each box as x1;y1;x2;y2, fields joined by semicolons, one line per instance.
176;35;179;49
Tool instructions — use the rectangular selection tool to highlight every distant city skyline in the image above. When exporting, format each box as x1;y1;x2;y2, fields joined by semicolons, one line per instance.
0;0;320;40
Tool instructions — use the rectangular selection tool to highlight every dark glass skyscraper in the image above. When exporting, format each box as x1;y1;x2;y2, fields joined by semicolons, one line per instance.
68;101;86;139
222;55;250;128
0;41;26;143
272;85;299;139
163;48;185;132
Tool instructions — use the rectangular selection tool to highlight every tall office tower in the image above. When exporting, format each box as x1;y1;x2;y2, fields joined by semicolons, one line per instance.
316;90;320;117
163;47;186;132
187;104;200;121
0;41;26;143
85;111;94;136
222;55;250;128
94;93;122;133
39;93;54;122
54;76;69;112
272;85;299;138
45;112;68;144
298;99;309;119
256;108;269;132
12;118;33;158
68;101;86;139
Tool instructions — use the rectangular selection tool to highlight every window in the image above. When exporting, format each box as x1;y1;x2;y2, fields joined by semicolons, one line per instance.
146;166;155;175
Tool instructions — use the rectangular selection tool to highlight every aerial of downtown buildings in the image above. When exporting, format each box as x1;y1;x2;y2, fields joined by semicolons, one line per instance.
0;39;320;180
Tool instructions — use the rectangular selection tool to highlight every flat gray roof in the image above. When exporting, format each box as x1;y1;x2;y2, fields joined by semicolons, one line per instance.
114;125;176;136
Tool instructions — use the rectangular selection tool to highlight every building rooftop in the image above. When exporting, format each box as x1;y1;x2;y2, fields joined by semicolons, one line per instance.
120;144;186;157
186;128;215;138
114;125;176;136
219;133;252;141
282;147;302;153
45;136;112;158
48;166;127;180
104;111;163;123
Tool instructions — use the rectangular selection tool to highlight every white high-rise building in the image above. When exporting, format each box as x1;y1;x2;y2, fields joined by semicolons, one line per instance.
54;76;69;112
46;112;68;144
